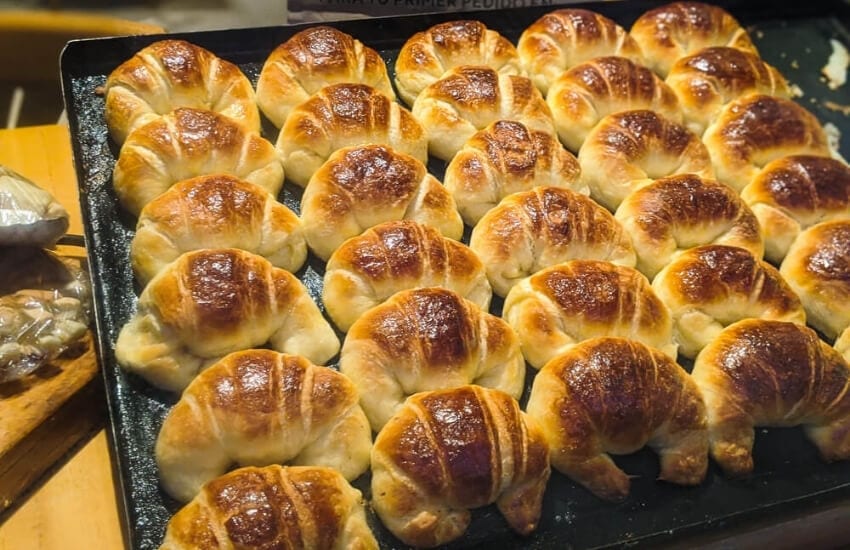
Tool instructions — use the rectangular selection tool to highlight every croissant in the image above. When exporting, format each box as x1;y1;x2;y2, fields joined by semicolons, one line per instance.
614;173;764;280
443;119;584;226
394;19;524;106
256;25;396;129
502;260;677;370
547;56;682;152
371;385;550;548
702;95;831;193
103;39;260;145
468;186;636;297
517;8;645;96
630;1;758;77
323;220;492;332
113;107;284;216
780;220;850;342
277;83;428;187
741;155;850;264
525;337;708;501
578;109;714;212
131;174;306;285
666;46;791;136
652;244;806;359
411;66;556;161
156;349;372;502
339;287;525;430
300;144;463;261
691;319;850;477
160;465;378;550
115;248;340;392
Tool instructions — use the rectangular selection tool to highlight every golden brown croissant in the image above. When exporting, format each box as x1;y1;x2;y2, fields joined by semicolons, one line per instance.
113;107;284;216
115;248;340;392
411;66;556;161
517;8;645;96
131;174;306;285
277;83;428;187
780;220;850;342
666;46;791;136
691;319;850;477
578;109;714;212
339;287;525;430
525;337;708;501
394;19;524;106
502;260;676;369
702;95;831;193
547;55;682;152
159;465;378;550
443;119;584;226
156;350;372;502
103;39;260;145
652;244;806;359
300;144;463;261
322;220;492;332
256;26;396;128
630;1;758;77
614;173;764;280
741;155;850;264
371;385;550;548
468;186;636;297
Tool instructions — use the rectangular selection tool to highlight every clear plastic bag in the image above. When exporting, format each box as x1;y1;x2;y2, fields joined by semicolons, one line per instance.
0;165;70;248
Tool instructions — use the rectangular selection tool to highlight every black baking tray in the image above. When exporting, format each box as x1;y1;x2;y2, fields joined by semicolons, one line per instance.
60;1;850;548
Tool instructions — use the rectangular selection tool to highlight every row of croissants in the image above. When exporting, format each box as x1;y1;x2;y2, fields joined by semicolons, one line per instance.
93;1;850;548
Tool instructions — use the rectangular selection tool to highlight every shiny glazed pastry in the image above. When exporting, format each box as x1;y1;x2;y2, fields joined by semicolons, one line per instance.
300;144;463;261
470;186;636;296
339;287;525;430
159;465;378;550
526;337;708;501
702;94;831;192
741;155;850;264
614;173;764;280
443;119;584;226
517;8;644;96
394;19;524;106
780;220;850;342
156;350;372;502
691;319;850;477
547;55;682;152
256;25;396;128
278;83;428;187
371;385;550;548
322;220;492;332
103;39;261;145
131;174;306;285
411;66;556;161
652;244;806;359
629;1;758;77
665;46;791;136
115;248;340;392
502;260;677;370
113;108;284;216
578;109;713;211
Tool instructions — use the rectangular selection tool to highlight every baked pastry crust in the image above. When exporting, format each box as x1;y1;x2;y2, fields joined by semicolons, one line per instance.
502;260;676;369
300;144;462;261
526;337;708;501
103;39;260;145
256;25;396;128
691;319;850;477
394;19;523;106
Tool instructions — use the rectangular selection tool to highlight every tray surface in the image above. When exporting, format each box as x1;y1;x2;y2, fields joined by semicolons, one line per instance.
60;2;850;548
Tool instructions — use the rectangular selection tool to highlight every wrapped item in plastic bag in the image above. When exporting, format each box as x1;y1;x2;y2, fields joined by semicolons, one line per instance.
0;248;91;383
0;166;70;248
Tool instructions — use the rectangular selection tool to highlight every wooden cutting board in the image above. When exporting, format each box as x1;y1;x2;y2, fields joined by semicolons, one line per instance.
0;124;103;514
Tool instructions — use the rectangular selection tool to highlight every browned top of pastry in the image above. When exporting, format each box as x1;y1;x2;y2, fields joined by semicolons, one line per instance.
791;221;850;286
747;155;850;213
670;46;786;95
595;109;700;160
